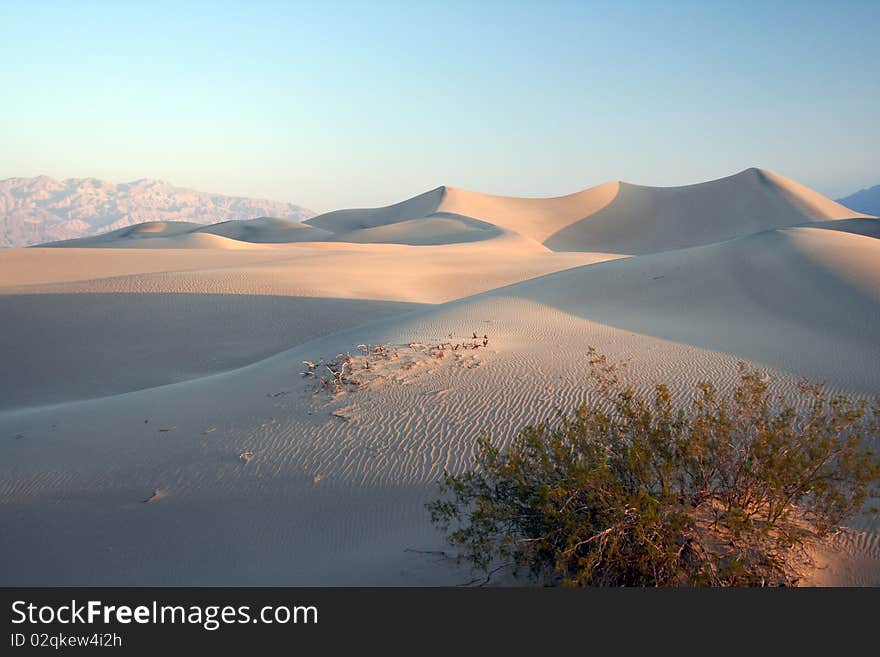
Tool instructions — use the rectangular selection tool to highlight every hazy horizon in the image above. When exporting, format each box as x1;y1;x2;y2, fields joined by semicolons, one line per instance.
2;0;878;212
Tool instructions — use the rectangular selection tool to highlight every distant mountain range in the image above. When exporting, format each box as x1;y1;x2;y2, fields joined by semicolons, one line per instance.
0;176;314;247
837;185;880;216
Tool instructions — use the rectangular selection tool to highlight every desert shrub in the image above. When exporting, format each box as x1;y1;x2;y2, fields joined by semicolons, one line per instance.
428;349;880;586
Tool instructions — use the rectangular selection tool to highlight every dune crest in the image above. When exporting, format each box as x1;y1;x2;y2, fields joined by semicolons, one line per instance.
305;187;446;234
41;168;867;254
437;167;867;254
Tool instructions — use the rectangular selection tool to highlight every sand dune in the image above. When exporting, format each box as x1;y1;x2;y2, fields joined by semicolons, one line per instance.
0;241;608;407
4;241;608;303
197;217;333;243
45;167;866;254
1;169;878;586
543;168;867;253
303;167;867;253
304;187;446;233
444;167;868;253
329;213;503;245
44;217;332;248
467;221;880;390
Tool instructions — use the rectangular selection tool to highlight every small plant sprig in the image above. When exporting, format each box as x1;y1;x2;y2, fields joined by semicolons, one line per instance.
415;333;489;360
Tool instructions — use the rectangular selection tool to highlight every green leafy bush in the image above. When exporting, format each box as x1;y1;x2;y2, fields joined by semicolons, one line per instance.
428;349;880;586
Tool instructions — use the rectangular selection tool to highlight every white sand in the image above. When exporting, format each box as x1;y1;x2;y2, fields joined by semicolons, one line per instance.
306;167;865;253
0;168;877;585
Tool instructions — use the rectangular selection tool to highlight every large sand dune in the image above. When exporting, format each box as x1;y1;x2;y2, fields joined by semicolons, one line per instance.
1;169;878;586
303;167;867;253
48;167;866;254
542;168;866;253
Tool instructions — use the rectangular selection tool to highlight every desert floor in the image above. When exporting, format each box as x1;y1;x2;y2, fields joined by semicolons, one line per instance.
1;168;879;585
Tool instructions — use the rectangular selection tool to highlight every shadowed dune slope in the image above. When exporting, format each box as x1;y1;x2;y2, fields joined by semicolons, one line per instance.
437;181;621;243
456;222;880;388
0;293;424;409
329;213;502;245
543;168;868;253
304;187;445;233
807;217;880;239
305;182;620;246
81;221;207;240
195;217;332;243
0;238;606;406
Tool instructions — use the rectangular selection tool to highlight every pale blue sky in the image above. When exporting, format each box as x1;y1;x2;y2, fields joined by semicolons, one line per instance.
1;0;878;211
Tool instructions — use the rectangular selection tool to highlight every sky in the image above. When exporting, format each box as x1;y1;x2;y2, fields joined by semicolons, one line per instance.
1;0;878;212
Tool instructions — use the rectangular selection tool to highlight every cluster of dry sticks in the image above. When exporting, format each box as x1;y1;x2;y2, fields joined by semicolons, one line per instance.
302;343;398;395
303;333;489;396
414;332;489;360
